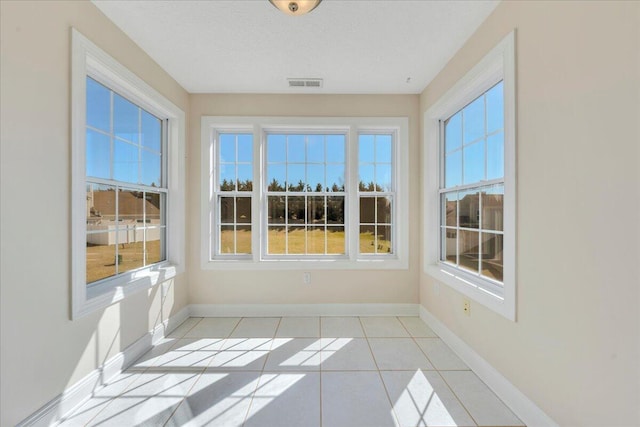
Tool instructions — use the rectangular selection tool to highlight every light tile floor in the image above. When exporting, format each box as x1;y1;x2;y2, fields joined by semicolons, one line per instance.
58;316;524;427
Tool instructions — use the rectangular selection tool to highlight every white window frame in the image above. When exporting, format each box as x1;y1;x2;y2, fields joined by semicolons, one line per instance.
71;29;185;319
261;130;349;260
211;128;255;259
201;116;409;270
357;131;397;258
424;31;516;320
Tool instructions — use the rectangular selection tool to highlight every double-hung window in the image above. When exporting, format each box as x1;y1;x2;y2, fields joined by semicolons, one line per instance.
265;132;346;257
440;82;505;282
202;117;409;269
213;132;254;256
84;77;167;284
425;32;516;320
71;29;185;319
358;133;395;255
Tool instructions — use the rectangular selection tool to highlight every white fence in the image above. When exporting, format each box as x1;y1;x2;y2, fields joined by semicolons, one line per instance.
87;221;161;245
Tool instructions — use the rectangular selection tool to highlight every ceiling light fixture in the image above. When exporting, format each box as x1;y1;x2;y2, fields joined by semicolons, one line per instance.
269;0;322;16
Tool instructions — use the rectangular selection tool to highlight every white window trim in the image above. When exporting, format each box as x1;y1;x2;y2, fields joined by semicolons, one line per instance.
424;31;516;321
71;29;185;319
201;116;409;270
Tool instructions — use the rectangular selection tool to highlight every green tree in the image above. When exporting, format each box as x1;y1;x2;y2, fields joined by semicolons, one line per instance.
268;178;284;192
220;178;235;191
238;179;253;192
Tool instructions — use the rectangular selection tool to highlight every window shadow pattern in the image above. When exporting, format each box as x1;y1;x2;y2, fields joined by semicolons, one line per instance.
57;317;523;427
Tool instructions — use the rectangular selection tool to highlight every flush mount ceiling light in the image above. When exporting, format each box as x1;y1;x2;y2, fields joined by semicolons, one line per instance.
269;0;322;16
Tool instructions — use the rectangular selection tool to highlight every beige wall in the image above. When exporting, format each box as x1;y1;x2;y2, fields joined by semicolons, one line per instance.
189;94;420;305
419;2;640;426
0;1;190;425
3;1;638;425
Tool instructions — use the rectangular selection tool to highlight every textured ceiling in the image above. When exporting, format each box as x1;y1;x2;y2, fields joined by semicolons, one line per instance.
93;0;499;94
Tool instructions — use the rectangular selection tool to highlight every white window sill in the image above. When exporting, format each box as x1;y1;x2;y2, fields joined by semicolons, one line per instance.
202;258;408;271
425;264;514;321
73;263;178;319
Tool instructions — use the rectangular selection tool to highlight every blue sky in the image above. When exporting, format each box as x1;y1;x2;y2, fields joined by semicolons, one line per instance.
218;132;395;192
86;77;503;195
85;77;162;187
444;81;504;188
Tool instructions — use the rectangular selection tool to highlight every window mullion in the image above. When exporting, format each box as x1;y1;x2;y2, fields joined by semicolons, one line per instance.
348;127;359;260
110;90;114;181
478;189;483;275
138;108;142;185
303;194;307;255
324;194;328;255
114;184;120;274
484;92;488;181
455;190;460;267
233;197;237;254
374;194;378;254
143;190;147;266
254;125;261;262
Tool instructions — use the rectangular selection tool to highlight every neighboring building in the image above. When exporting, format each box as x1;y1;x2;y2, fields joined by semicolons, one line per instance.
86;186;161;245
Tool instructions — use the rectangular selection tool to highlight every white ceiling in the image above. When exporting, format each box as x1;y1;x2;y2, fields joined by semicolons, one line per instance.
93;0;499;94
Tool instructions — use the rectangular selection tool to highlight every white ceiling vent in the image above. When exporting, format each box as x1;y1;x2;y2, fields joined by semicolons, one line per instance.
288;78;323;88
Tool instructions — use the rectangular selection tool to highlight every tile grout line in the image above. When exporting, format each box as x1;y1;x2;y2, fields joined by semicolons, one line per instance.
77;317;202;426
173;316;205;340
358;316;402;427
73;369;143;427
163;317;240;427
240;316;282;427
71;317;206;426
202;316;242;370
435;370;481;427
74;316;509;427
399;316;480;427
234;316;258;427
163;316;240;427
434;368;525;427
161;366;208;427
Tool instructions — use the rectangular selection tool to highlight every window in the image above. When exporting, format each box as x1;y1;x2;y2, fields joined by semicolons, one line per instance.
265;133;346;256
85;77;167;284
424;32;516;320
440;82;504;282
201;117;409;269
72;29;185;319
359;134;394;255
213;132;253;256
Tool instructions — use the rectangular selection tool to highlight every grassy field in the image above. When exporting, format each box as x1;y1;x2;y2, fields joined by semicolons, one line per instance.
87;240;162;284
219;228;391;255
87;228;393;283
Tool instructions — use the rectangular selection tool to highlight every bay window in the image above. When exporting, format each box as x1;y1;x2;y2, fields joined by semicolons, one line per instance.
201;117;409;269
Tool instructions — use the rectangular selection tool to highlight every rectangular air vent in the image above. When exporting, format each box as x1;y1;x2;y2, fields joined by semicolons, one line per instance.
288;78;323;88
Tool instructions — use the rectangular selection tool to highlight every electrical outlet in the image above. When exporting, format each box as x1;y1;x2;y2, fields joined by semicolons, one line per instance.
463;300;471;316
303;272;311;284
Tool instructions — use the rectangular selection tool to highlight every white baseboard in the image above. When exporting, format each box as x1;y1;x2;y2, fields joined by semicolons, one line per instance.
419;305;558;427
189;303;419;317
150;305;191;344
17;307;188;427
17;303;415;426
20;304;555;427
